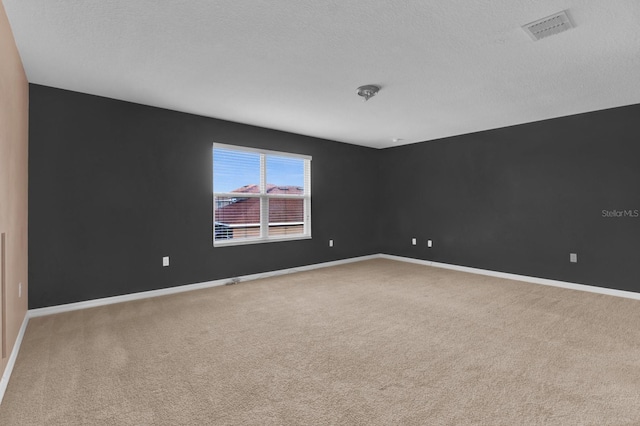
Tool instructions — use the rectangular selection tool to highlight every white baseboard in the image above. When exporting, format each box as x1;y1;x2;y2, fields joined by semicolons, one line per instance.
28;254;380;318
0;313;29;406
28;252;640;318
379;254;640;301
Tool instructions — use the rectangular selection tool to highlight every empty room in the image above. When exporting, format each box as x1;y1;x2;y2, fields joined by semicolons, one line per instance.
1;0;640;424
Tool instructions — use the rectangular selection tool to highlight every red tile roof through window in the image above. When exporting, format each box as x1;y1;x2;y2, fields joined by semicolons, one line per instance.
216;185;304;225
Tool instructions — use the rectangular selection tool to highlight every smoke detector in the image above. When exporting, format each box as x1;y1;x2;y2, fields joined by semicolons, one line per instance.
522;10;573;41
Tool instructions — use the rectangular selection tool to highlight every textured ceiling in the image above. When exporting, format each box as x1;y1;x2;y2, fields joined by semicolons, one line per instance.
4;0;640;148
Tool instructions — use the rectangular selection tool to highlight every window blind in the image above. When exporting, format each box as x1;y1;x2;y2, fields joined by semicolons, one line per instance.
213;144;311;246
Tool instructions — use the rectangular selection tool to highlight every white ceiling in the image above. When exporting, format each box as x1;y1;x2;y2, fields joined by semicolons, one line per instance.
4;0;640;148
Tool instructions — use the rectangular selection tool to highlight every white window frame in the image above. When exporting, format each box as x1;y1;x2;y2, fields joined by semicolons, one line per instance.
213;143;312;247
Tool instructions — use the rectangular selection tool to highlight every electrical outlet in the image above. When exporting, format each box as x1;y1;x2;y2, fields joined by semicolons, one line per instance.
412;238;417;245
329;239;333;247
570;253;577;263
162;256;170;267
427;240;433;248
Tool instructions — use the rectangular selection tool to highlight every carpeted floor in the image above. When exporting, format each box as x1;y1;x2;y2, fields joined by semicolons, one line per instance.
1;258;640;425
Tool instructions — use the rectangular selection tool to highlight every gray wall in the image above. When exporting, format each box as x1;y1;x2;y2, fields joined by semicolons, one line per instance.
29;84;640;308
29;84;379;308
379;104;640;292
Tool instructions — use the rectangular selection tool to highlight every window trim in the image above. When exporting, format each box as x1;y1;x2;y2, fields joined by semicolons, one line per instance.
213;143;312;247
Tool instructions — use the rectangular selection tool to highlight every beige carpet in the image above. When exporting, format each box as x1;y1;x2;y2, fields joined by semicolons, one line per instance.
1;259;640;425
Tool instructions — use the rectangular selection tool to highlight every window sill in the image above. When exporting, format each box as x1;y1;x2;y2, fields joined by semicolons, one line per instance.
213;235;312;247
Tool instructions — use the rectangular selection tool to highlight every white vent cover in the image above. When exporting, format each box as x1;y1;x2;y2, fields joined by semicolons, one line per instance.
523;10;573;41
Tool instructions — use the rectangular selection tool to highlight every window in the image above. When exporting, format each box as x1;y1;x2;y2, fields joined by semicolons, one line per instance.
213;143;311;246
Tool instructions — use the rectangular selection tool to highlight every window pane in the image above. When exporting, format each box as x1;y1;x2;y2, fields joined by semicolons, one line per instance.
266;155;304;192
268;198;304;237
214;196;260;241
213;148;260;193
213;144;311;246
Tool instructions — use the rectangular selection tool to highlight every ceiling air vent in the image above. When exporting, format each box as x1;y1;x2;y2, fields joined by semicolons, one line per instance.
522;10;573;41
